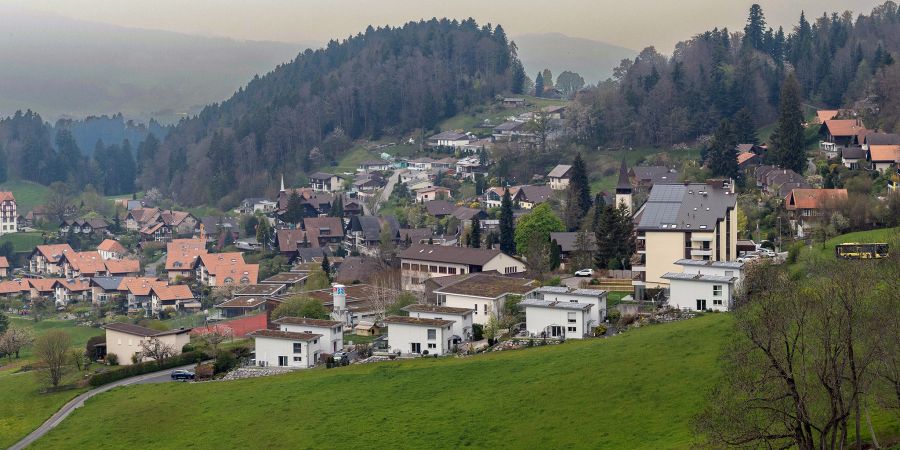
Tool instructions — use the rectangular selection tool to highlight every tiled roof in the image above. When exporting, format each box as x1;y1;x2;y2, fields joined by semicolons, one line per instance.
277;229;307;253
212;263;259;285
34;244;75;263
549;232;596;253
0;280;31;294
425;200;456;216
121;277;167;296
53;278;91;292
785;188;848;210
104;259;140;275
151;284;194;301
199;253;246;273
863;133;900;146
869;145;900;163
0;191;15;202
166;238;207;271
65;251;107;274
400;244;503;266
97;239;127;254
303;217;344;239
822;119;867;137
816;110;839;123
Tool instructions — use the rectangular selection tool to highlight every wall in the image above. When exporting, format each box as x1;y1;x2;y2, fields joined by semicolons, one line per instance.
253;337;316;368
440;293;502;325
280;323;343;353
407;310;473;341
482;254;526;275
523;306;589;339
386;323;451;355
667;279;732;312
105;329;190;366
644;231;686;288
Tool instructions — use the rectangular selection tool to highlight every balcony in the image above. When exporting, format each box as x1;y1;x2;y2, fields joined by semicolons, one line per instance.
632;272;645;282
690;248;713;257
690;234;713;242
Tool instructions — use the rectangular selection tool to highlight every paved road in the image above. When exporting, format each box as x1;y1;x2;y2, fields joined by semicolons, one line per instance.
367;169;402;215
143;252;167;277
10;364;194;450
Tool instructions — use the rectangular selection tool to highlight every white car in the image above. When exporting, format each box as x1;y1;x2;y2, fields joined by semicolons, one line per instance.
574;268;594;277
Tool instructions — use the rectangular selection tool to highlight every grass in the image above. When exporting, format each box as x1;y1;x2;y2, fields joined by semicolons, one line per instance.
35;315;734;449
799;227;899;262
0;231;45;252
0;180;49;213
587;147;702;194
7;318;104;362
438;95;567;132
607;291;630;308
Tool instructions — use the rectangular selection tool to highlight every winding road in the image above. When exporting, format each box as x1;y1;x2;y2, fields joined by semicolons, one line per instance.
10;364;195;450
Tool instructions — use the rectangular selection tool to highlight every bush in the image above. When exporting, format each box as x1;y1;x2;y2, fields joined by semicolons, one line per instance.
618;314;637;327
594;325;608;336
472;323;484;341
589;278;600;285
195;363;214;380
606;309;621;323
89;351;203;387
182;342;198;353
106;353;119;366
787;242;804;264
545;276;561;287
213;351;237;374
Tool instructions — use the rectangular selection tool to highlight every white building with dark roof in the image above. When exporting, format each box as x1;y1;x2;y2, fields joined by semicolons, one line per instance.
660;259;744;312
399;244;525;292
249;329;323;369
525;286;607;326
272;317;344;354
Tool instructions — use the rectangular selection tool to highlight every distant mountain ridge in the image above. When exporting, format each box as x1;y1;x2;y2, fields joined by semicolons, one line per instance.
513;33;635;84
0;7;314;124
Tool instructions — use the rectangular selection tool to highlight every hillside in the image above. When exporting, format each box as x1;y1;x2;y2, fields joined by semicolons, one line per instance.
514;33;635;84
0;6;306;124
34;315;731;449
141;19;523;207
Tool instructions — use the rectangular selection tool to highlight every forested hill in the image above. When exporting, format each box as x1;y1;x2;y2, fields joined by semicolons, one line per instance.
567;2;900;149
139;19;525;207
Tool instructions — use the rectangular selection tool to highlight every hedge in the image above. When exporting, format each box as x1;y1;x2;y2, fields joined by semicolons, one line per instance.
89;351;204;387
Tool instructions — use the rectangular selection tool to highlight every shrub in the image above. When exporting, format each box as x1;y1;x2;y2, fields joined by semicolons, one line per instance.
589;278;600;285
213;351;237;374
182;342;198;353
594;325;608;336
106;353;119;366
195;363;214;380
607;309;621;323
618;314;637;327
89;351;202;387
545;276;561;287
787;242;804;264
472;323;484;341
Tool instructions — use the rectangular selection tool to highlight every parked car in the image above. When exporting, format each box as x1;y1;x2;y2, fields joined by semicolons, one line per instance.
574;268;594;277
170;369;195;381
759;249;776;258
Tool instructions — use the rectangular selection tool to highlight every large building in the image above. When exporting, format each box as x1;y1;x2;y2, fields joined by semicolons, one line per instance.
399;244;525;292
632;180;738;299
0;192;17;236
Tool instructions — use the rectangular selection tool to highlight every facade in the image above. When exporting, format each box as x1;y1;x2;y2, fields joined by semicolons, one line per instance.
428;131;471;148
97;239;128;260
309;172;343;193
784;188;849;238
525;287;607;326
547;165;572;190
382;316;455;356
273;317;344;353
632;180;738;298
519;299;593;339
867;145;900;172
0;192;17;236
399;244;526;291
403;304;474;343
249;329;322;369
28;244;75;275
104;322;192;366
415;187;452;203
615;159;633;215
433;273;537;325
661;272;736;312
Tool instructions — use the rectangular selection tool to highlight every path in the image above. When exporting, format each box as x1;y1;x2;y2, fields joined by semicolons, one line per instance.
143;251;167;277
10;364;195;450
367;169;402;215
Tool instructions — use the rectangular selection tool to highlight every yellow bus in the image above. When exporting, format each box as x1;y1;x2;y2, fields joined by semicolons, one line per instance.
834;243;890;259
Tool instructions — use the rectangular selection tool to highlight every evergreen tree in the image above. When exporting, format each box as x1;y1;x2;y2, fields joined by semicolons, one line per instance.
469;217;481;248
0;311;7;334
499;188;516;254
549;239;561;270
0;145;7;184
330;195;344;218
768;74;806;173
534;72;545;98
321;254;331;281
593;204;614;269
742;4;767;51
136;133;160;176
563;153;592;230
541;69;553;87
55;129;84;187
283;191;305;224
733;108;759;144
707;119;740;180
511;60;527;95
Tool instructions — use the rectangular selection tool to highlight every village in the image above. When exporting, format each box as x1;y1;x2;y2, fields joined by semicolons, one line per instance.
0;95;897;381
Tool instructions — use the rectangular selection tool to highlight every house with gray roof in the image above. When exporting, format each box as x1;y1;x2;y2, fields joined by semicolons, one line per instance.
661;258;744;312
632;180;738;300
519;298;594;339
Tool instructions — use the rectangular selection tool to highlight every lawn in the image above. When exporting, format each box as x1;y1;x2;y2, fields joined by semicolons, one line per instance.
35;315;734;449
6;318;104;362
0;231;45;252
0;180;49;213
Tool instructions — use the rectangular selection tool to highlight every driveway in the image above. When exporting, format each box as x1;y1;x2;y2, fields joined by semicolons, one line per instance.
366;169;402;215
143;252;167;277
10;364;195;450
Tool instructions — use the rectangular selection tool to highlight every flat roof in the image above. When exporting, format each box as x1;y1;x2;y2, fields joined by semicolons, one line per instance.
674;259;744;269
530;286;608;298
261;272;309;284
233;284;286;296
248;329;322;341
661;272;736;283
382;316;454;327
402;304;473;315
272;317;342;327
518;299;593;311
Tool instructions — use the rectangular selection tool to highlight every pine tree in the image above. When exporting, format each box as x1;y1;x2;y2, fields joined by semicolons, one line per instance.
499;188;515;254
563;153;592;230
549;239;561;270
593;204;614;269
534;72;545;98
283;191;305;224
707;119;740;180
541;69;553;87
742;4;767;51
733;108;759;144
321;254;331;281
469;217;481;248
768;74;806;173
330;195;344;218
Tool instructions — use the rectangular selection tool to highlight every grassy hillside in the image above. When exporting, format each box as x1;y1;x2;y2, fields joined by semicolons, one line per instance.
0;232;44;253
0;180;49;213
34;315;732;449
438;95;567;132
800;227;899;262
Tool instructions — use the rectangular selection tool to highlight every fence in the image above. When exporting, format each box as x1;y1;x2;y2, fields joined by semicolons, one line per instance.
600;269;633;279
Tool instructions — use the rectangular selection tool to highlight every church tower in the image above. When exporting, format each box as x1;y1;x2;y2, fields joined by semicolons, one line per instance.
615;159;633;215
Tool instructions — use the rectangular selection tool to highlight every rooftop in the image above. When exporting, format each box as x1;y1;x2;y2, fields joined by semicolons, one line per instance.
234;284;286;296
519;299;593;311
105;322;192;337
247;329;322;341
272;317;342;327
661;272;736;283
215;296;271;309
261;272;308;285
547;164;572;178
400;244;505;266
436;273;536;298
402;304;473;315
674;259;744;269
637;182;736;232
382;316;454;327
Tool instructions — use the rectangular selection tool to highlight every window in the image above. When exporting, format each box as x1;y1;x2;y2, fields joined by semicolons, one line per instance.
696;299;707;311
713;285;722;296
448;267;457;275
429;265;438;272
402;263;410;270
427;329;436;340
436;294;446;305
567;312;576;323
474;304;478;313
293;356;302;362
439;266;447;274
427;343;437;349
293;343;303;353
567;327;576;332
411;343;421;353
713;299;723;306
278;356;288;366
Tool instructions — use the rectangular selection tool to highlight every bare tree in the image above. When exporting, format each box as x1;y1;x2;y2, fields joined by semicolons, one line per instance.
368;267;403;320
33;330;71;388
0;325;36;361
200;325;233;357
139;337;176;366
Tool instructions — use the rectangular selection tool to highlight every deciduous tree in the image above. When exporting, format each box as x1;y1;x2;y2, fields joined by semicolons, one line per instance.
34;330;71;387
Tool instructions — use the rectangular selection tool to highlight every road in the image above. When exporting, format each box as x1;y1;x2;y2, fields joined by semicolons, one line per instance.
143;251;167;277
10;364;194;450
367;169;402;215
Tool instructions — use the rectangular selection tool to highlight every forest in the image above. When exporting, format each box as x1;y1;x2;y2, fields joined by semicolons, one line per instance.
566;2;900;148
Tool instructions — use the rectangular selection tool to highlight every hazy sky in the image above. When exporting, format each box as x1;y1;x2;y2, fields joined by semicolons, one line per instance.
7;0;886;51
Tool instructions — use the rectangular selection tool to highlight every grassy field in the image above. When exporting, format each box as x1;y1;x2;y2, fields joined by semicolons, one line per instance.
799;227;899;262
35;315;733;449
439;95;567;132
6;318;104;362
0;180;49;213
0;231;45;252
586;147;701;194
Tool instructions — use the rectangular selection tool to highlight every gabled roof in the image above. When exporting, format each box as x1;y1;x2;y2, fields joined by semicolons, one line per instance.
211;263;259;285
0;191;15;202
349;216;399;242
89;276;126;291
841;147;866;160
863;132;900;146
452;207;487;221
52;278;91;292
28;278;59;292
547;164;572;178
630;166;679;184
303;217;344;239
821;119;867;138
121;277;167;296
429;131;470;141
198;252;245;272
248;329;322;341
276;229;307;253
103;259;140;275
63;251;106;274
334;256;383;284
159;210;194;227
97;239;127;254
785;188;848;210
309;172;339;180
0;280;31;294
736;152;758;165
549;232;596;253
151;284;194;301
869;145;900;163
425;200;456;216
33;244;75;263
518;185;552;204
816;110;839;123
399;244;504;266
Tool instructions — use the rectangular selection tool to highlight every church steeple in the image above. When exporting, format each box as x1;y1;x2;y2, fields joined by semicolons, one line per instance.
615;159;633;215
280;174;285;192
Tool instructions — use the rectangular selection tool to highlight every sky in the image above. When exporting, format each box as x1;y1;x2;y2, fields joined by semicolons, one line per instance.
6;0;885;52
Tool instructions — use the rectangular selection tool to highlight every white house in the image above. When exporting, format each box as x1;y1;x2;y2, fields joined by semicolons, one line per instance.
519;299;593;339
273;317;344;354
383;316;455;356
525;286;607;327
547;165;572;190
415;186;452;203
433;273;537;325
673;259;744;289
403;304;474;343
308;172;344;193
0;192;17;236
400;244;527;292
248;329;323;368
428;131;472;148
661;272;736;312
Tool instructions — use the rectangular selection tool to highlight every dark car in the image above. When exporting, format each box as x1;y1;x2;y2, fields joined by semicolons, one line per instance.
170;369;195;381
